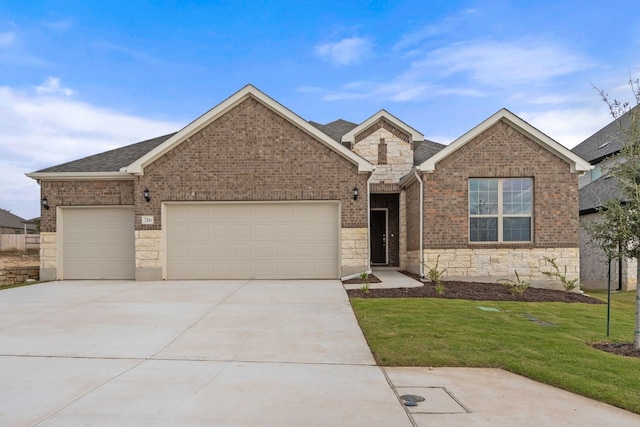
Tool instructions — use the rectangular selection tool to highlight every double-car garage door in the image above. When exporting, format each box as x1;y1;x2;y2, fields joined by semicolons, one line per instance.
166;202;340;280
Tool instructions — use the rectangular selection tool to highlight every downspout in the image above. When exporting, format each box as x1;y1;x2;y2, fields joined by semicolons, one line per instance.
414;169;424;279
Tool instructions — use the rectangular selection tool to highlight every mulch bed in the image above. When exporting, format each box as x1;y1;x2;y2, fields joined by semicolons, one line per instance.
346;280;604;304
344;273;640;358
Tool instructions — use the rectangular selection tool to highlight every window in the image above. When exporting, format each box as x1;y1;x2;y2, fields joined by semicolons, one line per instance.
469;178;532;242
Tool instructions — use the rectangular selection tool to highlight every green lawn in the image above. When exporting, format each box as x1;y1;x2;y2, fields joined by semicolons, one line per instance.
350;290;640;413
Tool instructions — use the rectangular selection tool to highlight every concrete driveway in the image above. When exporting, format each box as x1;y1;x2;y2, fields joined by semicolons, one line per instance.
2;280;640;426
0;280;410;426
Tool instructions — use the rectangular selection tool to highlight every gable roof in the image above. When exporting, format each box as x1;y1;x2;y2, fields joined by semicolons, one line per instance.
123;85;373;175
309;119;358;144
340;110;424;145
27;134;174;180
0;209;36;231
571;104;640;164
579;174;624;214
417;108;591;174
413;140;447;166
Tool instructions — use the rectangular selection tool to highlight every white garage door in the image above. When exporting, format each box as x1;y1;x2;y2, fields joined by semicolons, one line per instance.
166;202;340;279
62;207;135;280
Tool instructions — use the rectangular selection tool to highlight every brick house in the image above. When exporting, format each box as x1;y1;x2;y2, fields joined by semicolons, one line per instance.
571;105;640;291
27;85;590;286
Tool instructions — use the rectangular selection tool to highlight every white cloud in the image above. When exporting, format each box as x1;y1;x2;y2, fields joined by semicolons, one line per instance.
0;31;16;47
415;39;594;87
36;77;74;96
315;37;373;65
0;81;183;218
521;107;611;148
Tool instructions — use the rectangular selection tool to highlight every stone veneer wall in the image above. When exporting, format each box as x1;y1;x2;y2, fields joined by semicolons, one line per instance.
422;247;580;290
0;266;39;285
135;230;162;280
39;232;56;281
341;227;368;277
352;126;413;184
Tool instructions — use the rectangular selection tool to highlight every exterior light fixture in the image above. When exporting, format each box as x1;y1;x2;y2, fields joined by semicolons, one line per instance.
41;197;50;210
352;186;359;201
143;188;150;202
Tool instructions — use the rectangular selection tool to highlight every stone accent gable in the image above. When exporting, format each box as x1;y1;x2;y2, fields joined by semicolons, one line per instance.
354;117;411;143
353;127;413;185
423;120;580;248
137;97;368;230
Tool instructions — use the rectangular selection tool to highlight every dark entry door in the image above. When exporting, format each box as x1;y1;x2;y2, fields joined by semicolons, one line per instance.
370;210;387;264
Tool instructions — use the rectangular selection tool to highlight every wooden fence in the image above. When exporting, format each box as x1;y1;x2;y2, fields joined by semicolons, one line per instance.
0;234;40;252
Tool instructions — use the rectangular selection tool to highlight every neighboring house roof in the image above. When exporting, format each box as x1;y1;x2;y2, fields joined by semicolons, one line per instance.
27;133;174;180
578;175;624;214
123;85;373;175
417;108;591;174
571;104;640;164
309;119;358;144
0;209;36;231
413;140;447;166
340;110;424;145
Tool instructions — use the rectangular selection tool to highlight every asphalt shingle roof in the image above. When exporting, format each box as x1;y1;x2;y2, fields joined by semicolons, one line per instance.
579;174;625;213
571;104;639;164
0;209;36;231
414;140;447;165
309;119;359;145
34;133;176;173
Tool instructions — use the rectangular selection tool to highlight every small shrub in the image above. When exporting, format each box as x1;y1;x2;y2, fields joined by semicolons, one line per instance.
542;257;579;291
424;255;446;294
499;271;530;296
359;271;370;292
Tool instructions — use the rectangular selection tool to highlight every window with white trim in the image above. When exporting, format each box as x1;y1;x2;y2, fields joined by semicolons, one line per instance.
469;178;532;242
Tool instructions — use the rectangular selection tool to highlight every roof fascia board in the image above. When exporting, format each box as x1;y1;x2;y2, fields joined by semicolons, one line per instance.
418;109;591;174
25;172;133;181
341;110;424;144
123;84;372;175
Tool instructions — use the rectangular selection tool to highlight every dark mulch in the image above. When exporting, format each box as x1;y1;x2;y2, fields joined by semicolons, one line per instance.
342;274;382;284
591;342;640;358
346;280;604;304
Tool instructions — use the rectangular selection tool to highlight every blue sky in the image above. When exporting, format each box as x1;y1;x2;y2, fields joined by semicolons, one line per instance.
1;0;639;219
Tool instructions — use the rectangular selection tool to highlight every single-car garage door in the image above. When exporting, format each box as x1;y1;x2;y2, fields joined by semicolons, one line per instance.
61;207;135;279
166;202;340;279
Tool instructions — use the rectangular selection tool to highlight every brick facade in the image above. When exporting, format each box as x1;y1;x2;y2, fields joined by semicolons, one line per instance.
136;98;368;232
39;180;134;232
423;121;580;249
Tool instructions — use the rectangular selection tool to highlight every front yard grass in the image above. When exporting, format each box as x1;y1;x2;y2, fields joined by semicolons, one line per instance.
350;290;640;414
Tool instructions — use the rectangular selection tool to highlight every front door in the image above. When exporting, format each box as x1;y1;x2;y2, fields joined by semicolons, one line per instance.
370;209;387;264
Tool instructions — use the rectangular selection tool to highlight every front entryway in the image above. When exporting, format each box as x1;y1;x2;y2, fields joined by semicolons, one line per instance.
371;210;387;264
370;194;400;266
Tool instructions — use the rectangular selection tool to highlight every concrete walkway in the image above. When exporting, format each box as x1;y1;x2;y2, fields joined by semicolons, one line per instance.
343;267;423;290
1;279;639;426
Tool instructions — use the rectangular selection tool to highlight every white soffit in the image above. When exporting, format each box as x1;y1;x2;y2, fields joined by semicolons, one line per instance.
341;109;424;145
417;108;591;174
121;84;373;175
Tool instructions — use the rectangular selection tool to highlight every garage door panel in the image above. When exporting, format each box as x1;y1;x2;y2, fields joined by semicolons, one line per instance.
167;202;339;279
62;207;134;280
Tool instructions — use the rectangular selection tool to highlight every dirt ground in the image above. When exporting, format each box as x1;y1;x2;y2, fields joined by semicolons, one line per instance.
0;251;39;268
346;274;640;358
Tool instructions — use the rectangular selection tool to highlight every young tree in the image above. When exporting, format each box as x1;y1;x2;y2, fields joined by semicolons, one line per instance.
585;78;640;347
